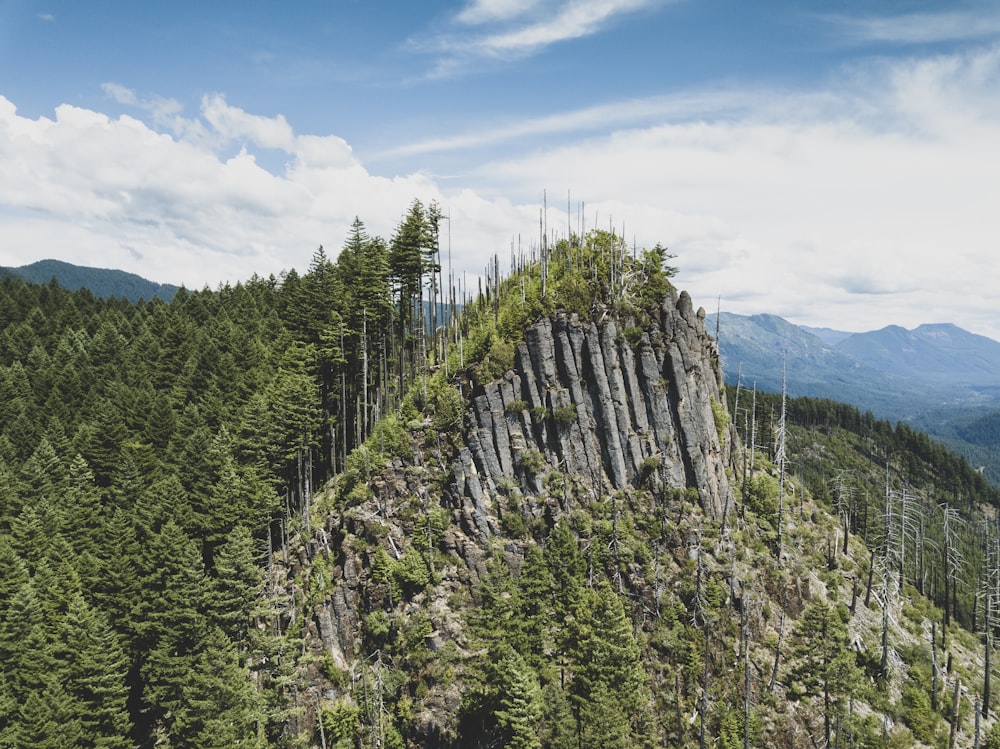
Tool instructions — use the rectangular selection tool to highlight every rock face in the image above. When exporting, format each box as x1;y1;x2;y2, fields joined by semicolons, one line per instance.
456;289;734;534
291;287;736;744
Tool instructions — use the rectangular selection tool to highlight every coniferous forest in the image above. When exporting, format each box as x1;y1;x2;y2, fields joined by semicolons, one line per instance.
2;200;1000;748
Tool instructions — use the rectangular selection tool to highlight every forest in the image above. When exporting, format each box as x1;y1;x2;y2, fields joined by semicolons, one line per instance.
1;199;999;748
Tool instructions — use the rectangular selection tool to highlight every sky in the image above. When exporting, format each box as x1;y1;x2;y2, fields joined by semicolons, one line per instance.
1;1;999;338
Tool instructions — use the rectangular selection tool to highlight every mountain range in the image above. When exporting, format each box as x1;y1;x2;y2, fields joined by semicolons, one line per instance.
0;259;180;302
708;311;1000;481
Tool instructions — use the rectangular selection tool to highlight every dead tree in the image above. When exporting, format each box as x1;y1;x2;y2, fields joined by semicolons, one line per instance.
775;361;787;560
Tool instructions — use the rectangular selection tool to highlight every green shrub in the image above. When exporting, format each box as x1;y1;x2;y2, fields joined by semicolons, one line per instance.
478;336;515;382
710;397;729;443
519;449;546;475
639;455;660;481
986;721;1000;749
505;399;529;413
745;473;779;524
623;325;644;346
431;382;464;434
370;415;412;462
320;700;360;749
501;510;529;538
552;404;577;427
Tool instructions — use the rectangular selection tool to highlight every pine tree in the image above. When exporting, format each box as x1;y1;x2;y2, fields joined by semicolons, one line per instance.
56;594;132;748
176;626;265;749
791;599;862;747
569;582;650;748
210;525;265;645
13;679;85;749
493;644;543;749
134;519;212;741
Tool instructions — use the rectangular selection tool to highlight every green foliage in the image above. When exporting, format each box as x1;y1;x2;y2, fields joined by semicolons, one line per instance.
12;200;1000;749
320;700;361;749
986;720;1000;749
430;380;463;434
790;599;864;745
744;471;779;524
710;397;729;443
506;399;529;413
478;334;516;382
551;404;578;427
519;449;546;475
623;325;645;346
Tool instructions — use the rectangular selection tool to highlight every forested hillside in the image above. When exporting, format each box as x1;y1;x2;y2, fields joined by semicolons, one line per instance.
1;202;999;748
0;259;180;302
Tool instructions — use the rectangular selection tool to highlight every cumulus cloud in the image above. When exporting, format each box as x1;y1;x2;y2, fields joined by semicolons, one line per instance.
455;45;1000;336
2;42;1000;340
0;91;527;289
200;94;296;151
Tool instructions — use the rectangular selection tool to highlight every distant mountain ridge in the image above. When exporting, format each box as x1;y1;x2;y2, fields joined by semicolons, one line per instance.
708;310;1000;483
838;322;1000;386
0;259;179;302
708;312;1000;410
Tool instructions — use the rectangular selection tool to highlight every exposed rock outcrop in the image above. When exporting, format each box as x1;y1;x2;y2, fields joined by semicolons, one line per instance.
290;286;736;744
458;289;733;532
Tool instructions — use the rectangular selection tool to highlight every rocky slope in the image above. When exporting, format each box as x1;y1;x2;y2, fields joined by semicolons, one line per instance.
272;284;995;748
275;287;734;738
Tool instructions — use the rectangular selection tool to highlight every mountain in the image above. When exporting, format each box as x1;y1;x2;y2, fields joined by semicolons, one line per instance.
709;312;925;415
838;323;1000;390
2;230;999;749
711;312;1000;409
709;311;1000;484
800;324;854;346
0;258;180;301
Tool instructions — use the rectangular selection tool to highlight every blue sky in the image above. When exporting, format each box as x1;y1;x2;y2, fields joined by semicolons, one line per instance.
2;0;1000;337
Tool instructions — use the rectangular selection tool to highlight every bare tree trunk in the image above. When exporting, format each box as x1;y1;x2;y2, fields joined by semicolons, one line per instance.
932;620;939;712
775;361;787;560
769;587;788;693
949;678;962;749
985;631;992;718
744;602;752;749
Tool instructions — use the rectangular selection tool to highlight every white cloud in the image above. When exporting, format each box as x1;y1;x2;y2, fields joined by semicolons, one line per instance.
200;94;296;151
419;0;668;76
376;89;756;160
828;10;1000;45
0;92;525;289
2;42;1000;340
455;0;542;25
457;45;1000;337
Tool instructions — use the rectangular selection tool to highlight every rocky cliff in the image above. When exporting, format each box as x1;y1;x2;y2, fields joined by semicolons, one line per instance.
456;288;734;537
274;285;739;744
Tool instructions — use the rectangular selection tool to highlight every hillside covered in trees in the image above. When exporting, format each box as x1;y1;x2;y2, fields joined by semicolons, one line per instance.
1;202;1000;748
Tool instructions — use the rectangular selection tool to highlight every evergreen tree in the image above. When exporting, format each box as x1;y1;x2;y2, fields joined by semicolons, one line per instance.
13;679;85;749
493;644;543;749
210;525;265;645
176;626;265;749
790;599;862;747
134;520;211;740
569;582;650;749
56;594;132;748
